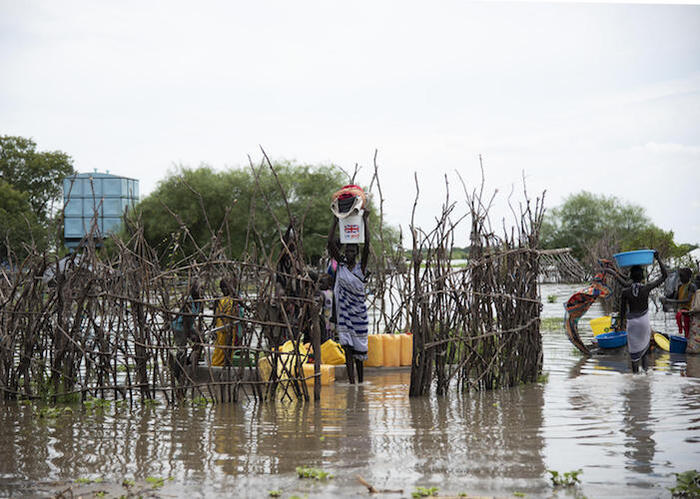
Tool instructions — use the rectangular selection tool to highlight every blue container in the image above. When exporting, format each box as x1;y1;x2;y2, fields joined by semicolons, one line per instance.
669;335;687;354
613;250;654;268
596;330;627;349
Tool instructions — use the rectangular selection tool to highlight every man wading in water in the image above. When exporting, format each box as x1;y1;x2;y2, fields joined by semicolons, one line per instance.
327;210;371;384
621;251;668;373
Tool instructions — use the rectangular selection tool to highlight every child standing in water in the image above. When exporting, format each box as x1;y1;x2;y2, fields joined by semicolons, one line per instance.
327;210;370;384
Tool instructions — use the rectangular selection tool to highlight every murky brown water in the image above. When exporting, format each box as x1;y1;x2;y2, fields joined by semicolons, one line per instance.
2;284;699;498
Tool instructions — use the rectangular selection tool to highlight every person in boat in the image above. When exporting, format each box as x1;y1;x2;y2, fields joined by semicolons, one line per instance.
662;268;697;338
211;277;244;367
621;251;668;372
327;210;370;384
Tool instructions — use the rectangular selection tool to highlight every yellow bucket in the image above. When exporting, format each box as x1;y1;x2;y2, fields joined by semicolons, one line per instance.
590;316;612;336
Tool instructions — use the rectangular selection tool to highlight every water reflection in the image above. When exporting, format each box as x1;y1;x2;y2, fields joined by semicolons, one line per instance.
1;284;699;498
622;377;655;476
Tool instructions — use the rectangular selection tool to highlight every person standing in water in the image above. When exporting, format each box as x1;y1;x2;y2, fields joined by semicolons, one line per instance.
621;251;668;373
663;268;697;338
327;210;370;384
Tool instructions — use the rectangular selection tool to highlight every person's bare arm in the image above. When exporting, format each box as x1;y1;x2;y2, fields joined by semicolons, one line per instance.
327;217;341;262
648;251;668;290
604;268;630;287
361;210;371;275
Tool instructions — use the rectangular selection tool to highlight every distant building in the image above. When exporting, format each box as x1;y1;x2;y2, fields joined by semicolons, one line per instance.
63;171;139;249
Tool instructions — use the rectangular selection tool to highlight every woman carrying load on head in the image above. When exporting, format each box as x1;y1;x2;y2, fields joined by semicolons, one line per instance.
327;209;371;384
621;251;668;373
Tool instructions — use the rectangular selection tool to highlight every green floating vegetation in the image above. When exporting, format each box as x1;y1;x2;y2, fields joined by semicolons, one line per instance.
547;469;582;487
513;492;526;497
296;466;333;481
193;396;213;406
536;372;550;384
83;397;111;411
122;478;135;487
268;490;282;497
412;486;439;497
669;470;700;497
547;294;557;303
34;406;73;420
142;398;161;407
540;317;565;331
146;476;167;488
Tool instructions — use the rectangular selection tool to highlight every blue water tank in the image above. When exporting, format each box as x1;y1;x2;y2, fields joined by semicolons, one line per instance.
63;171;139;248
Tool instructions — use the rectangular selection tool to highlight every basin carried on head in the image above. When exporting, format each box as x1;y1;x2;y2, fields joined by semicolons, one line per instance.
596;330;627;349
613;250;654;268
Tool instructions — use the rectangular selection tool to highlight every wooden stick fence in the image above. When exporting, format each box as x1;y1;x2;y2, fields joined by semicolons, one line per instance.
1;156;547;403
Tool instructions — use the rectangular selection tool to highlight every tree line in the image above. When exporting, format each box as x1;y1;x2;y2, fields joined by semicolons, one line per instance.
1;134;696;268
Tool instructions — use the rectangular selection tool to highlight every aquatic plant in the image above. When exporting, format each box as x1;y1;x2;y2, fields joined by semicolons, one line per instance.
540;317;564;331
268;490;282;497
513;492;526;497
83;397;111;411
34;406;73;420
146;476;165;488
547;469;582;487
669;470;700;497
296;466;333;480
412;486;439;497
547;294;557;303
75;477;103;485
122;478;135;487
536;372;550;384
193;396;213;406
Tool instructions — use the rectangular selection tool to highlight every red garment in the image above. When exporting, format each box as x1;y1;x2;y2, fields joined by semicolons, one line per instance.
676;310;691;338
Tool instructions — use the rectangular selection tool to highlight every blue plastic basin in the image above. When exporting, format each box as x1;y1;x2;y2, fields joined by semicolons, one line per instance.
613;250;654;268
669;335;687;354
596;330;628;349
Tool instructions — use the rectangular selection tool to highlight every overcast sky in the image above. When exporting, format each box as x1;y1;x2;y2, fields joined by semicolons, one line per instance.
2;1;699;246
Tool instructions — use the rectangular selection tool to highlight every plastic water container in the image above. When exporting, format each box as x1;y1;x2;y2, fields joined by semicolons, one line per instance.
669;335;688;354
382;334;401;367
400;333;413;366
338;211;365;244
365;334;384;367
590;316;612;336
302;363;336;386
613;250;654;268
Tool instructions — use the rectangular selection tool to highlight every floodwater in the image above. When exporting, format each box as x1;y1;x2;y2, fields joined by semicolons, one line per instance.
1;284;699;498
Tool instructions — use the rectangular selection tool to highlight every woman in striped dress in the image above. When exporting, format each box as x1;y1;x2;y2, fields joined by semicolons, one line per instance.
327;210;370;384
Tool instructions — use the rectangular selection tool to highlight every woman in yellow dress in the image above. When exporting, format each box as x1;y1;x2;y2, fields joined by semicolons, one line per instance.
211;278;242;367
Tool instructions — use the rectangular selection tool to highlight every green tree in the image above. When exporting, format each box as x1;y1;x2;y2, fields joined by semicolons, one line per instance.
541;191;695;262
134;161;390;263
0;179;45;261
0;136;75;221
